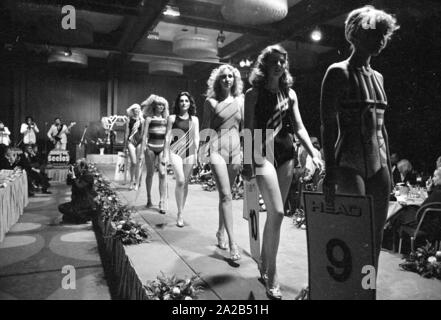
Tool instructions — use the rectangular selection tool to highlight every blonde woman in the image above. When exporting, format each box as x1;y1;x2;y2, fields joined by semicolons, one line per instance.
125;104;144;190
140;95;169;211
202;64;244;260
321;6;399;271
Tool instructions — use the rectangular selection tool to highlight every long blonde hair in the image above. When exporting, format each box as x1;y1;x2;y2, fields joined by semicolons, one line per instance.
206;64;243;100
141;94;169;119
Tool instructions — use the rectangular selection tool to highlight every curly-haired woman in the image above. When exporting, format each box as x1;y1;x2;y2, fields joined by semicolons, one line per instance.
140;95;169;211
202;64;244;261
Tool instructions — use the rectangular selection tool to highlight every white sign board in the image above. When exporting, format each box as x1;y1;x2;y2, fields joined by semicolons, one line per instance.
303;192;376;300
243;178;261;263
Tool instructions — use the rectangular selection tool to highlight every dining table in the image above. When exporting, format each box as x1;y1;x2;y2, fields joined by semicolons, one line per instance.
0;169;29;242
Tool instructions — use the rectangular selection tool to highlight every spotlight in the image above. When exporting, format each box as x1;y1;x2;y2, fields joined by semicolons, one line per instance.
311;29;322;42
239;60;246;68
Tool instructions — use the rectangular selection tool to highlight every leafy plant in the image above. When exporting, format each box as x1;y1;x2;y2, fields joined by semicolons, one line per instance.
144;272;203;300
400;241;441;280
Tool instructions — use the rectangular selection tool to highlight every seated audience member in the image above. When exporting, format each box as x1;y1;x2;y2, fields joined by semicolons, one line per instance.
0;121;11;146
0;145;13;169
18;145;51;195
390;152;401;186
410;168;441;242
397;159;417;185
59;159;98;224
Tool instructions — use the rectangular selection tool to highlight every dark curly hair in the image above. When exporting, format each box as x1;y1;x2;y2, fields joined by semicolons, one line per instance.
173;91;197;116
248;44;294;92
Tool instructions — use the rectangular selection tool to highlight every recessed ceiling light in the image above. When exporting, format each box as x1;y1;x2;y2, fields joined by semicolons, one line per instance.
311;29;322;42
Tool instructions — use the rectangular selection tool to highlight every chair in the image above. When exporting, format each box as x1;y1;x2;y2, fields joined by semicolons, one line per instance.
398;202;441;254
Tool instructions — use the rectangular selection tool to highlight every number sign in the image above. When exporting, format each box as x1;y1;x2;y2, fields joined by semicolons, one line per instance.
303;192;376;300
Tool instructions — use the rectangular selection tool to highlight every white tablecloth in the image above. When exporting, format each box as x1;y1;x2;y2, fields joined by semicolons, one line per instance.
0;170;29;242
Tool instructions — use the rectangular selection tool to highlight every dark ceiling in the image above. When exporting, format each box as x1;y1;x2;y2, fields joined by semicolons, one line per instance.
1;0;440;79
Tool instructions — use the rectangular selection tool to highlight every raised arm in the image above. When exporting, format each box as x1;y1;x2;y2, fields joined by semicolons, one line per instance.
20;123;28;134
33;124;39;133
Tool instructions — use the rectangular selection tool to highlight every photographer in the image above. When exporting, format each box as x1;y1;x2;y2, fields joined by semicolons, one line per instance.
59;159;98;224
20;116;39;147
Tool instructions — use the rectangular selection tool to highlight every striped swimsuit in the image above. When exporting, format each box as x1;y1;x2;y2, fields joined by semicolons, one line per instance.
147;117;167;155
170;115;196;159
209;96;242;164
335;64;388;179
254;88;296;169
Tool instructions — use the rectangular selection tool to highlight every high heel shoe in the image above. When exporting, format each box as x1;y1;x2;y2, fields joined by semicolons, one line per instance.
265;284;282;300
176;215;184;227
216;231;228;250
159;201;166;214
229;243;241;261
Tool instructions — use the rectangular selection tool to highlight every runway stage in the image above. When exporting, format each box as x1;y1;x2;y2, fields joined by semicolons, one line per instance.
97;164;441;300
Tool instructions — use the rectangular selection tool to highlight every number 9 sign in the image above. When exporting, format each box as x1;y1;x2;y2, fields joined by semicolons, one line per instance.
304;192;376;300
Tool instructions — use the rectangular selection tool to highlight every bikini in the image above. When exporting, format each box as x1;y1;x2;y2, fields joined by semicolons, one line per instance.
147;116;167;155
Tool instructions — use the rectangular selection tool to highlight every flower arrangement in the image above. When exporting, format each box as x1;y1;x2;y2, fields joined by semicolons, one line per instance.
144;272;203;300
399;241;441;280
293;208;306;229
87;163;151;245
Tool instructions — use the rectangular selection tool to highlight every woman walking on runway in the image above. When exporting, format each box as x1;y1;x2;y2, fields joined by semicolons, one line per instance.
243;45;322;299
125;104;144;190
321;6;399;270
164;92;199;227
140;95;169;211
202;64;244;261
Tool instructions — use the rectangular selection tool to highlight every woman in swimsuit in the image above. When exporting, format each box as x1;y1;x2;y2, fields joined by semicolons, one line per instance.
202;64;244;261
321;6;399;269
125;104;144;190
140;95;169;212
243;45;322;299
164;92;200;227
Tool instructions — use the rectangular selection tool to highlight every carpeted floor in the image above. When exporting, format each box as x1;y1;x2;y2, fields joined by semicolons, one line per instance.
0;184;111;300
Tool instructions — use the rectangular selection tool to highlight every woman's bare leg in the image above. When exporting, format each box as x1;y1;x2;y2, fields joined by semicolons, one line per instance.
144;149;156;205
256;159;294;288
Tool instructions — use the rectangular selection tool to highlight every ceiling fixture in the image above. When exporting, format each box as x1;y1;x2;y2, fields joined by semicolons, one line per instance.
221;0;288;25
48;48;88;67
149;60;183;76
173;28;218;59
239;59;253;68
147;30;160;40
217;30;226;47
311;28;322;42
163;5;180;17
63;47;72;57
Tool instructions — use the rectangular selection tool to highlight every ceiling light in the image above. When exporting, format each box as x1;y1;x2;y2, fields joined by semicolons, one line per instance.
147;30;160;40
311;29;322;42
163;5;180;17
64;48;72;56
217;30;226;47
